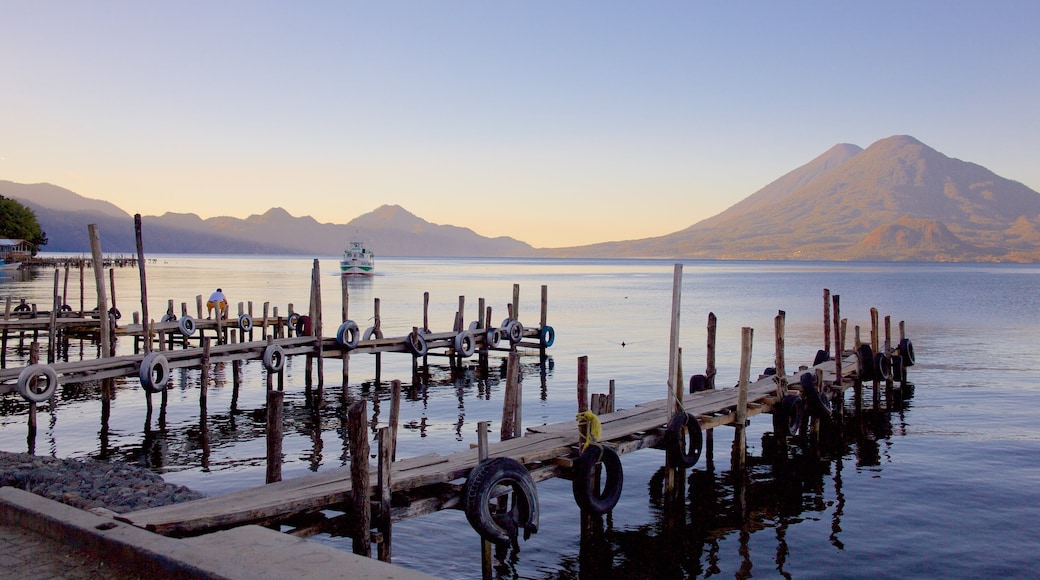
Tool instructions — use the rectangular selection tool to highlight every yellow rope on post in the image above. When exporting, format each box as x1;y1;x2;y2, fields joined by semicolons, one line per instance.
575;410;602;451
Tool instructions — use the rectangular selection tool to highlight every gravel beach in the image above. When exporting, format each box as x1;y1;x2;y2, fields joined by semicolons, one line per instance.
0;451;204;514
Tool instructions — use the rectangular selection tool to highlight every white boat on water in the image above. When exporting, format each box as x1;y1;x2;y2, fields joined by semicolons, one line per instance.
340;241;374;276
0;260;20;271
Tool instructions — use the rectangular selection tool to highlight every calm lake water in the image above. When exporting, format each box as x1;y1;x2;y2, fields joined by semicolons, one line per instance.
2;256;1039;579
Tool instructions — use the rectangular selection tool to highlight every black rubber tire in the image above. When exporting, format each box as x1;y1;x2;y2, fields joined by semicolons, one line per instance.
287;313;301;334
463;457;539;547
507;320;524;344
238;313;254;333
813;349;830;367
17;364;59;403
689;374;708;393
486;328;501;349
60;304;72;313
178;316;197;337
891;354;904;381
454;331;476;357
13;303;31;313
663;411;703;468
407;331;428;357
108;307;121;320
898;338;916;367
772;394;804;436
800;372;832;418
856;344;876;381
539;326;555;347
161;313;177;323
571;446;623;515
139;352;170;394
295;315;312;336
263;344;285;372
336;320;360;349
874;353;893;381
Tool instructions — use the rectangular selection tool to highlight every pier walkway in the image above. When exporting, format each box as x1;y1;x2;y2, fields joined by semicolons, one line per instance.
117;352;857;537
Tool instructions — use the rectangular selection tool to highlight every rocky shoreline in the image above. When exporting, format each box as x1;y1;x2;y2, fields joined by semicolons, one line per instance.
0;451;204;514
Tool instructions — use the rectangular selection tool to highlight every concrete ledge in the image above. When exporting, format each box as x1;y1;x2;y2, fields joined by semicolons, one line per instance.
1;487;438;579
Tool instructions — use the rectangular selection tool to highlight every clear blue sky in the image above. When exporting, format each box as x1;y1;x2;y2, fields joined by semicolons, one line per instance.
2;1;1038;247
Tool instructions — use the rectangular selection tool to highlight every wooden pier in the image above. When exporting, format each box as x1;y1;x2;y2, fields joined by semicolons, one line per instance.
107;267;917;572
2;230;917;572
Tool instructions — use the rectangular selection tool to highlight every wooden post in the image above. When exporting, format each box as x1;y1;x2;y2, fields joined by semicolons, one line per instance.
374;298;382;384
342;273;350;385
477;421;492;579
308;259;324;389
512;283;520;324
200;338;211;405
77;258;85;315
88;225;112;358
376;427;393;563
577;356;589;413
501;351;521;440
389;379;401;461
109;267;117;326
823;288;831;357
27;342;40;452
266;388;284;483
832;295;842;387
884;315;894;408
48;277;58;363
731;327;753;471
871;308;881;411
666;264;683;417
135;214;151;354
774;310;787;397
348;401;371;556
706;312;717;389
422;292;430;333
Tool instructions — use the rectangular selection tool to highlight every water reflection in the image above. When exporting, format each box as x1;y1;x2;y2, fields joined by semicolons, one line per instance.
558;411;897;579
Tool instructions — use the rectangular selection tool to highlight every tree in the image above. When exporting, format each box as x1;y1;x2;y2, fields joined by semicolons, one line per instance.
0;196;48;255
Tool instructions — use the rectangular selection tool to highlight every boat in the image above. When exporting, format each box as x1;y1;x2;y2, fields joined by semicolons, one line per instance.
0;260;20;271
340;241;374;276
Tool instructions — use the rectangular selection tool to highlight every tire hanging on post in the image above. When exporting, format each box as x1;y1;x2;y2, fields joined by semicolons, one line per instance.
263;344;286;372
17;364;59;403
664;411;703;468
571;445;623;514
463;457;539;547
139;352;170;394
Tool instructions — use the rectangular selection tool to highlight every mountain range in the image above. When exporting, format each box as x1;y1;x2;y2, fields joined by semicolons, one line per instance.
5;134;1040;261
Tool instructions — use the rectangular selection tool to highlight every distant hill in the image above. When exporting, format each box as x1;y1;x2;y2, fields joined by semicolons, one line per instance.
546;135;1040;261
6;134;1040;261
2;181;536;257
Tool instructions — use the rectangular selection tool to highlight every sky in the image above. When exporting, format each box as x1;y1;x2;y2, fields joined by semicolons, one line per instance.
2;2;1038;248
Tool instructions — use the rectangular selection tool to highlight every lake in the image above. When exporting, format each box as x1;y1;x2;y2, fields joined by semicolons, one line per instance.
2;256;1039;578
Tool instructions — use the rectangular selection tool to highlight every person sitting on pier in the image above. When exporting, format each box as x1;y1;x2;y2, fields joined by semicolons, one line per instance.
207;288;228;319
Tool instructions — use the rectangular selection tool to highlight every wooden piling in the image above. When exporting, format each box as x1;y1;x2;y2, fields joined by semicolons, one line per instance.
501;351;521;440
200;338;211;405
731;327;753;471
477;421;492;579
347;400;371;556
823;288;831;357
342;273;350;385
666;264;683;417
88;224;112;358
832;294;842;387
774;310;787;397
376;426;393;563
135;215;151;354
27;342;40;452
266;388;284;484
